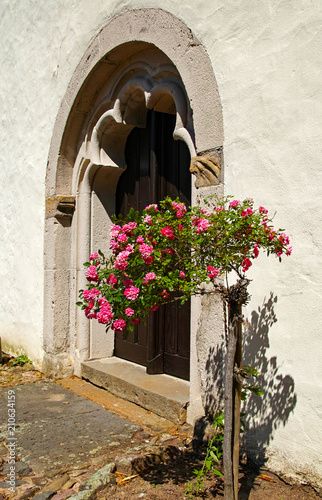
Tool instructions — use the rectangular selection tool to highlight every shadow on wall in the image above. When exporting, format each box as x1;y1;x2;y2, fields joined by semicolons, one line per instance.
197;293;297;463
242;292;297;463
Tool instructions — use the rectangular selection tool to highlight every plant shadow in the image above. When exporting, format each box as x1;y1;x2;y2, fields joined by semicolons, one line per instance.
200;292;297;499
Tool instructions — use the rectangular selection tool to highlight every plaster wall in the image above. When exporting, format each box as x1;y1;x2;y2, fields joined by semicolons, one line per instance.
0;0;321;486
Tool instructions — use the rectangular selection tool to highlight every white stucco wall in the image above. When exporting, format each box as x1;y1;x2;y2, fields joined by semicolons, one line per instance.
0;0;321;486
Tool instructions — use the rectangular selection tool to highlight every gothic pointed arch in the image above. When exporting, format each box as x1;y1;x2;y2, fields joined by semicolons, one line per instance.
43;7;223;412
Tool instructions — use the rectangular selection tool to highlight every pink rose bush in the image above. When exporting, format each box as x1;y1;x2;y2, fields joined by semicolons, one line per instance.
78;196;292;333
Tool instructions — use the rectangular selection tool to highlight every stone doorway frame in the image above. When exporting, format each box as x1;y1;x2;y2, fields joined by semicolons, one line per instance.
44;8;223;419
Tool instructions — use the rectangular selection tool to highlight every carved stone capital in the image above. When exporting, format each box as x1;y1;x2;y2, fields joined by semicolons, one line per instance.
45;196;76;221
190;152;221;188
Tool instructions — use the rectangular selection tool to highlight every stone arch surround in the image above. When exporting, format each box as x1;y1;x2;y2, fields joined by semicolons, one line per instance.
44;8;224;419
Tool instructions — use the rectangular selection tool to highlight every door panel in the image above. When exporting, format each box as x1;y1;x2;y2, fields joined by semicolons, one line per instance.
114;110;191;380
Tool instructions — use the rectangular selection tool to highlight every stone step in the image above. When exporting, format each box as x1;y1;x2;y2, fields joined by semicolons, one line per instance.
81;357;190;424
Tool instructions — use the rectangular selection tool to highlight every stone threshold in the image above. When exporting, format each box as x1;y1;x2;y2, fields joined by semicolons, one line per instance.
81;357;190;425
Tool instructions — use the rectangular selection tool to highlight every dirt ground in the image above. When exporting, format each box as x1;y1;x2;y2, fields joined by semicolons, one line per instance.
95;445;321;500
0;354;320;500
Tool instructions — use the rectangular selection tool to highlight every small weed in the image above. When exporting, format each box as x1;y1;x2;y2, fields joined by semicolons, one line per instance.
185;412;224;497
12;355;32;366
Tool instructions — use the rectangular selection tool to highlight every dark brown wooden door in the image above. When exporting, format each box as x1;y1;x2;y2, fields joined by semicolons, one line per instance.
114;110;191;380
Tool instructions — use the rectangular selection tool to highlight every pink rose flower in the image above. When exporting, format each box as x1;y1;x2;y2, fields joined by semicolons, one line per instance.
109;225;122;238
207;266;219;279
84;302;96;319
112;319;126;332
144;215;153;225
110;240;120;252
125;307;135;317
98;296;107;306
124;244;135;254
122;222;137;234
89;252;99;261
114;250;131;271
83;288;100;302
97;303;114;324
143;272;156;284
161;226;175;240
106;273;118;286
253;244;259;258
136;235;144;244
139;244;154;259
242;257;252;272
117;233;128;243
241;207;253;217
145;203;158;211
123;277;133;288
144;255;154;265
124;286;140;301
196;219;210;234
259;206;268;214
85;265;99;282
180;271;186;278
229;200;240;208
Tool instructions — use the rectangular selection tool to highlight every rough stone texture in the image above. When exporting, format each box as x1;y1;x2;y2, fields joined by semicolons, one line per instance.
0;382;139;476
81;358;189;424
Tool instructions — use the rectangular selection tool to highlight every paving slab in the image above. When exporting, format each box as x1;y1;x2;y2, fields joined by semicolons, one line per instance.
0;381;140;476
81;357;190;424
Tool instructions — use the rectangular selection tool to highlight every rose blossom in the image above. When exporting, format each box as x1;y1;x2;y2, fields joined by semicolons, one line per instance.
85;265;99;282
241;207;253;217
83;288;100;301
161;226;175;240
112;318;126;332
122;222;137;234
139;243;154;259
84;302;96;319
144;215;153;225
242;257;252;272
97;303;114;324
109;225;122;238
207;266;219;279
114;250;130;271
136;235;144;244
145;203;158;211
259;206;268;214
89;252;99;261
106;273;117;286
124;286;140;301
123;277;133;288
143;272;156;284
110;240;120;252
229;200;240;208
125;307;135;317
196;219;210;234
180;271;186;278
253;244;259;258
117;233;128;243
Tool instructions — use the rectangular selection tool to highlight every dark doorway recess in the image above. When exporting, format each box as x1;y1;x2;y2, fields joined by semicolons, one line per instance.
115;110;191;380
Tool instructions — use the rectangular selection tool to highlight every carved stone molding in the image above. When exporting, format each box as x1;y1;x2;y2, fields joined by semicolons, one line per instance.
189;152;221;188
45;195;76;221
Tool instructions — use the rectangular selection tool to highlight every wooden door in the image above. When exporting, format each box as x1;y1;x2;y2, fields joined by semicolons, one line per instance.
114;110;191;380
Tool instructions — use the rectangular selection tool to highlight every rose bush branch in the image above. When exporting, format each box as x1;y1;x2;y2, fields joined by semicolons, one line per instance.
77;195;291;498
